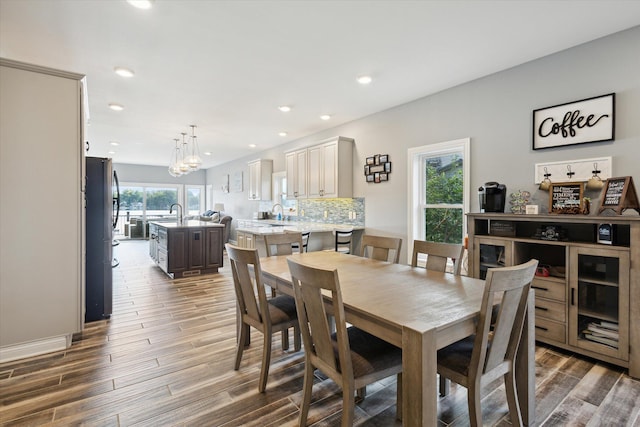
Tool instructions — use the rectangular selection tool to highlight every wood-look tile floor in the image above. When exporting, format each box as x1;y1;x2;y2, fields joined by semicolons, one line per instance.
1;240;639;426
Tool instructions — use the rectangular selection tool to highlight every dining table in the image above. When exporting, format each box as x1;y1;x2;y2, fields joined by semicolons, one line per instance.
258;251;536;427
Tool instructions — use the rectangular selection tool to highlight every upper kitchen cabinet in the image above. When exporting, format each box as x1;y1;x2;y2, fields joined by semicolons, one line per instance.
307;136;354;198
248;159;273;200
285;148;307;199
1;58;84;361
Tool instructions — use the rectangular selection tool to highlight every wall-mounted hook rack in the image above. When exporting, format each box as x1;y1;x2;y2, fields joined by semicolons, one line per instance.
534;156;612;184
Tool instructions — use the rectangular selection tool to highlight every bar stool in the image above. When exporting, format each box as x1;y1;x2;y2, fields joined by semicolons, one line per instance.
334;229;353;254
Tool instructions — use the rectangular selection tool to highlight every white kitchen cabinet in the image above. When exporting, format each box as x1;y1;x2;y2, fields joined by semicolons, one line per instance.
0;59;84;361
285;148;307;199
247;159;273;200
306;136;354;198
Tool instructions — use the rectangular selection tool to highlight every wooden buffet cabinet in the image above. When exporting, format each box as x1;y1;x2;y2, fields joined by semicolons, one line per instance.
467;213;640;379
149;221;225;278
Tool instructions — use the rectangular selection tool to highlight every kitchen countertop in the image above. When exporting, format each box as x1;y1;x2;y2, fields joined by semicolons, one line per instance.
150;220;225;229
236;219;363;235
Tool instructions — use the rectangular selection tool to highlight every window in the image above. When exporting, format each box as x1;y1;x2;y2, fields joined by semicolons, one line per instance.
117;183;182;239
185;185;205;216
408;138;470;251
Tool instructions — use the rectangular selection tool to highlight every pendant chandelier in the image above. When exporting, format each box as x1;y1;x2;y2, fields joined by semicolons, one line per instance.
168;125;203;177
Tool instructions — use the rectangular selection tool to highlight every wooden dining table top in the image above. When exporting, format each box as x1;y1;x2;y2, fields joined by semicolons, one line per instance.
259;251;487;345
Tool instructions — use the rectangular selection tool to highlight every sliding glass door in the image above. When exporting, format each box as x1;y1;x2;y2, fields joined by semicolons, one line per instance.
116;183;182;239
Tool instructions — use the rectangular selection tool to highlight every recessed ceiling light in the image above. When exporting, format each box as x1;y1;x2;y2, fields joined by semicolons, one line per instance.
114;67;134;78
110;141;120;146
127;0;154;9
204;152;212;156
320;115;331;121
249;144;257;148
108;103;124;111
108;151;116;154
279;132;288;137
278;105;291;112
357;75;372;85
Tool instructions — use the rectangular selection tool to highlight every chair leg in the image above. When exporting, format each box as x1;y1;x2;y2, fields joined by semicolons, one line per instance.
342;383;355;427
299;362;315;426
396;373;403;421
258;332;272;393
467;381;483;427
356;386;366;401
234;323;248;370
439;375;450;396
505;371;523;427
281;329;290;350
293;324;301;351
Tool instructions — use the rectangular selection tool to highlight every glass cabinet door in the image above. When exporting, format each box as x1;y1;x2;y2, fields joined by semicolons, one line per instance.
569;246;630;361
474;237;512;280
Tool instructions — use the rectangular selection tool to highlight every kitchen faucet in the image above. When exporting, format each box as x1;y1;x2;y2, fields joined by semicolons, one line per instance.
271;203;283;220
169;203;183;224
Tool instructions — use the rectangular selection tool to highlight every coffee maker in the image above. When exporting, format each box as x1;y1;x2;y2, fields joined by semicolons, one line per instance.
478;182;507;213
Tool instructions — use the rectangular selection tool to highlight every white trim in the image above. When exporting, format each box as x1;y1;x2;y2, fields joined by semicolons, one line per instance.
0;334;72;363
407;138;470;261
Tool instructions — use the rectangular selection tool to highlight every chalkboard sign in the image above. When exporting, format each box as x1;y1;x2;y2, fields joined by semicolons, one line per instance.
598;176;640;215
549;182;584;214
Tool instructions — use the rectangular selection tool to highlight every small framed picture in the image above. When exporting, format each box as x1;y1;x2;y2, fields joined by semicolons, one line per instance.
364;165;370;175
380;172;388;182
384;162;391;173
374;172;381;183
366;174;374;182
374;154;380;165
380;154;388;163
366;156;374;165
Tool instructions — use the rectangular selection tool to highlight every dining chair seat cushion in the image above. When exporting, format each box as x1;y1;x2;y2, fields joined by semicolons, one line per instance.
332;327;402;378
437;335;476;376
267;295;299;324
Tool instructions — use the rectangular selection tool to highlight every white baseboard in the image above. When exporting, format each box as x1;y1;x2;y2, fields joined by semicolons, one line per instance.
0;334;72;363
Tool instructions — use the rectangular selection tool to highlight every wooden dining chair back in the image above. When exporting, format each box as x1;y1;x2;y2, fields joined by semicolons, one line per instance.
334;229;353;254
411;240;465;275
287;258;403;426
226;243;301;393
361;235;402;263
437;258;538;426
264;232;304;257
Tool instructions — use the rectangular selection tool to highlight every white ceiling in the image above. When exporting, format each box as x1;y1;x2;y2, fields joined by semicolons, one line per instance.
1;0;639;170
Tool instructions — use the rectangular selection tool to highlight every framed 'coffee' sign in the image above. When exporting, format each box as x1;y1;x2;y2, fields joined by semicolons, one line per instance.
550;182;584;214
533;93;615;150
598;176;640;215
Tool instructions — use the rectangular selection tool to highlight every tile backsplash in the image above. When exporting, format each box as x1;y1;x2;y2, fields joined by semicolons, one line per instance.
259;198;365;226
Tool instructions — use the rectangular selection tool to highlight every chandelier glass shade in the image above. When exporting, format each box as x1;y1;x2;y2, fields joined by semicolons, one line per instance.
169;125;203;177
168;138;183;177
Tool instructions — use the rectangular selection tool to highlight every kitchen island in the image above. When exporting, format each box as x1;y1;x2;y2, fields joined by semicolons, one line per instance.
235;219;363;256
149;221;225;278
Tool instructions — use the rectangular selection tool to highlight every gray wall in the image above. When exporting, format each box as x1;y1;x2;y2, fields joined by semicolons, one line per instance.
114;163;205;185
207;27;639;262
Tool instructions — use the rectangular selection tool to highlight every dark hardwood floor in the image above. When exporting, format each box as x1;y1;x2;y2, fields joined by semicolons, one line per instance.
1;240;639;426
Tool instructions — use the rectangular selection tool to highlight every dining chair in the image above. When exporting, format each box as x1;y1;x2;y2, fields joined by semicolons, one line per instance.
360;234;402;263
264;231;304;257
291;231;310;253
437;258;538;427
226;243;301;393
334;228;353;254
411;240;465;275
287;258;403;426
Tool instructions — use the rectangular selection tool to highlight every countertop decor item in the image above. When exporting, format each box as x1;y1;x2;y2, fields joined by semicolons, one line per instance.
509;190;530;214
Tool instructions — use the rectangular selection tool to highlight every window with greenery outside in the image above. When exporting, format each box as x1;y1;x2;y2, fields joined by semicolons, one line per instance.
424;154;463;244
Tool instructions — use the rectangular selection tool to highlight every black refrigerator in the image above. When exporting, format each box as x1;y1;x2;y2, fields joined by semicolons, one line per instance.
85;157;118;322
